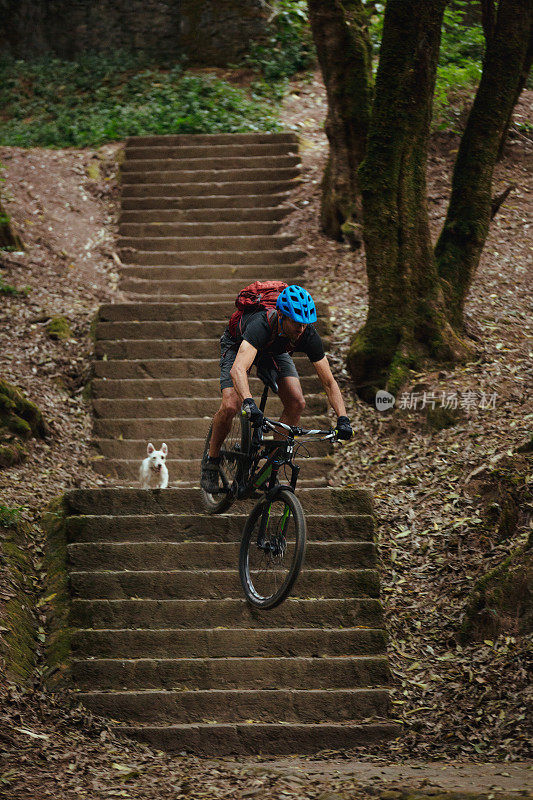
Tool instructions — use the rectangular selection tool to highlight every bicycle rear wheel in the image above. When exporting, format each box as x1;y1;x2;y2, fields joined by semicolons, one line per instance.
201;412;251;514
239;488;306;609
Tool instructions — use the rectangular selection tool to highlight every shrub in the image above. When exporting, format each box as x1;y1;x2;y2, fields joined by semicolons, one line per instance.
0;52;281;148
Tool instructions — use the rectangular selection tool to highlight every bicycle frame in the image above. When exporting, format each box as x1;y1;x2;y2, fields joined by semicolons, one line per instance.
237;384;336;501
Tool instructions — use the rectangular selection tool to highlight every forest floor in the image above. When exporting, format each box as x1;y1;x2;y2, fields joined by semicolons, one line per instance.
0;73;532;798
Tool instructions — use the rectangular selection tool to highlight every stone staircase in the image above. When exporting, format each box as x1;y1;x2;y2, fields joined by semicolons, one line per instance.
63;133;399;755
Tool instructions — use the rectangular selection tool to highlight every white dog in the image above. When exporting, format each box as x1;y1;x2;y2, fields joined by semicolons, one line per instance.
139;442;169;489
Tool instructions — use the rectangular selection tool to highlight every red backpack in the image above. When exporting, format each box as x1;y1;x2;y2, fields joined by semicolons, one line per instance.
228;280;287;339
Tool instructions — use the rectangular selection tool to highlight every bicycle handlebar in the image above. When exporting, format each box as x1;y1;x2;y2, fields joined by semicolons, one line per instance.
260;416;337;441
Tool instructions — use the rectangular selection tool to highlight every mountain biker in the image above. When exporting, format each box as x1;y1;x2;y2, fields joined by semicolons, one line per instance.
200;284;353;493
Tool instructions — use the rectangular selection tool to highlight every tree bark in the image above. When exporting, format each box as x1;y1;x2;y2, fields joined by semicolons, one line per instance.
0;202;23;251
346;0;472;402
497;27;533;160
435;0;532;329
307;0;373;247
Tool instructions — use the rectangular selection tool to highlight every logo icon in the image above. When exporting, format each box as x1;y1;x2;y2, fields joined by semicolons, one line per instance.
375;390;395;412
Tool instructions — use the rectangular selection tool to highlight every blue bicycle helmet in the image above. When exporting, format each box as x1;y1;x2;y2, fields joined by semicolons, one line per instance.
276;285;317;324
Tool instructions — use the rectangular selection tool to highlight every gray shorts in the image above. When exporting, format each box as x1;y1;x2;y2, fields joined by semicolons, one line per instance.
219;331;299;391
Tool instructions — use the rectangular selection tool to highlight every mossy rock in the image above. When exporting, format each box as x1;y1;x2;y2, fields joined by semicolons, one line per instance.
466;451;532;543
425;404;464;430
47;315;72;340
0;378;47;455
0;442;27;467
0;510;38;682
459;545;533;642
41;497;72;686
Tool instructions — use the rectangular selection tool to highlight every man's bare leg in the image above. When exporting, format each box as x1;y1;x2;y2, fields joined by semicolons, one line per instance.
208;387;241;457
276;377;305;437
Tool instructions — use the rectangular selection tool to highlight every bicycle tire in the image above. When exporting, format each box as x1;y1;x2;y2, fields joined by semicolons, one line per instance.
201;412;252;514
239;487;306;609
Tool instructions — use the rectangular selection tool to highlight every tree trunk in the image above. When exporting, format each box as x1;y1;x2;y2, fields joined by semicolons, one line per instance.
346;0;472;402
497;26;532;160
307;0;373;247
435;0;532;330
0;202;23;251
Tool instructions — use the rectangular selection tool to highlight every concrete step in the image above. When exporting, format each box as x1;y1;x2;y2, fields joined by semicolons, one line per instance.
92;456;332;482
70;597;384;630
95;338;329;360
121;156;299;172
121;194;289;211
121;168;299;185
92;416;329;439
119;207;291;223
72;655;387;691
114;722;399;756
65;488;373;517
91;375;322;397
72;629;387;662
93;357;318;379
120;153;300;173
121;181;297;199
92;394;328;417
125;133;298;146
95;319;329;341
119;249;305;266
125;144;297;161
66;513;375;544
119;275;305;294
118;221;284;237
70;567;380;600
77;688;389;725
68;541;377;572
99;298;327;323
118;265;304;284
93;438;332;461
118;234;297;252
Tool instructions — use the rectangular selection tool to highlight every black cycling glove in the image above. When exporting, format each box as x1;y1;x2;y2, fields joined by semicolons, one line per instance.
336;415;353;441
242;398;264;426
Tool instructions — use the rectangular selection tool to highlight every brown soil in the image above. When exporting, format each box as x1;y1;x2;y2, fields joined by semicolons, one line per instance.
1;74;532;797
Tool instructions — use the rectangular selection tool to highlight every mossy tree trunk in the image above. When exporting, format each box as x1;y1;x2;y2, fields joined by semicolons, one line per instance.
435;0;533;330
0;200;23;251
307;0;373;248
346;0;473;402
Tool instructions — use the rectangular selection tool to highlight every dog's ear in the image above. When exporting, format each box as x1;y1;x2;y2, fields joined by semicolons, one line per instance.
147;442;155;454
161;443;168;456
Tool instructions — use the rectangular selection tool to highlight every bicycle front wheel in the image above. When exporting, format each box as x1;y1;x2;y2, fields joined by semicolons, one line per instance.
201;411;251;514
239;488;306;609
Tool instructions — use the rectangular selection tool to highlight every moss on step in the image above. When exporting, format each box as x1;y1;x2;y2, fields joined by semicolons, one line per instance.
42;497;72;686
0;507;38;682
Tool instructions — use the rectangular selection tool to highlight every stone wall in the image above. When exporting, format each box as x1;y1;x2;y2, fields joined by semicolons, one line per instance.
1;0;268;65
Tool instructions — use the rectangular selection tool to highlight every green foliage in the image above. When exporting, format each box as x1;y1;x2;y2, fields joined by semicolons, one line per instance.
0;51;281;148
0;503;24;528
244;0;315;84
366;0;485;128
0;270;30;296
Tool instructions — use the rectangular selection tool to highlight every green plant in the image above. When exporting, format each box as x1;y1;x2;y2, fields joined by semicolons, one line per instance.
244;0;316;83
366;0;485;128
0;503;24;528
0;271;30;296
0;52;281;148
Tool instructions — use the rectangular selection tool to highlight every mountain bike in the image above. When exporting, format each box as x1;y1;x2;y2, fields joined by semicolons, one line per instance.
200;374;337;609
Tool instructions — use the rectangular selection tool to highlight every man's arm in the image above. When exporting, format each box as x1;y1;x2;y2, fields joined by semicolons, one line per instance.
230;340;258;403
312;356;347;417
